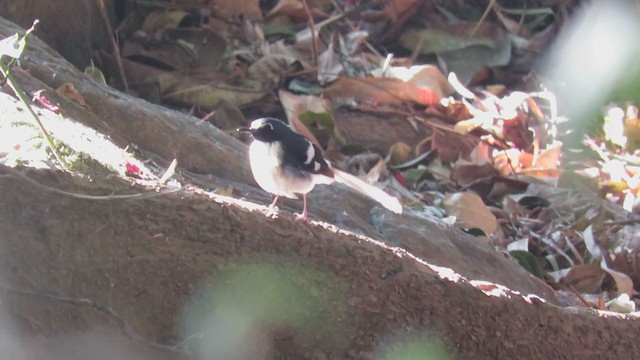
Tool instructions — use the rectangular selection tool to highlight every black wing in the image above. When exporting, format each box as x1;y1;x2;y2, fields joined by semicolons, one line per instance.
282;133;334;178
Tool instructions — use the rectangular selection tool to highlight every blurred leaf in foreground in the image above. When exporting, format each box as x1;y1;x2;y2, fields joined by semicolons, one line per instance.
181;260;347;360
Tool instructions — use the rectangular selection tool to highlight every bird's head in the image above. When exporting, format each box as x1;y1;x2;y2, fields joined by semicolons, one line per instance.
238;118;290;142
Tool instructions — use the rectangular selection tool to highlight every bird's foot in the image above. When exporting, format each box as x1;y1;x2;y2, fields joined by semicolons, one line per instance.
294;212;309;222
266;205;279;219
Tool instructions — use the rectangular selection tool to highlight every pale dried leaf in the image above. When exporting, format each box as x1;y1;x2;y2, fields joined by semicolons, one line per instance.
323;77;440;106
606;294;636;313
278;90;329;147
0;33;25;59
267;0;303;17
442;192;498;235
157;73;266;109
371;64;454;99
317;40;342;84
581;225;603;261
601;259;634;295
247;54;300;84
507;238;529;252
532;142;562;171
365;159;386;183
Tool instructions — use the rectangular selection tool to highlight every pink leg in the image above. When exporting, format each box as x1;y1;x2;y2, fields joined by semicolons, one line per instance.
266;195;280;218
269;195;280;208
295;194;309;222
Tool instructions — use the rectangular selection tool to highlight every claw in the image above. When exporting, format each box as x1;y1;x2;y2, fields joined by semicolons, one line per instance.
266;205;279;219
265;195;280;218
294;194;309;222
294;212;308;222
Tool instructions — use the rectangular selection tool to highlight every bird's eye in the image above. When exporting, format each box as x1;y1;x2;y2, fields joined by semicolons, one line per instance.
265;123;274;131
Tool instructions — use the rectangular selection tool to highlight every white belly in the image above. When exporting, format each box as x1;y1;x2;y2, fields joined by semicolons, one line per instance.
248;141;317;198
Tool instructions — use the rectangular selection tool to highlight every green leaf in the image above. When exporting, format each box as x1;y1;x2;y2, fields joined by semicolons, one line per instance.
509;250;545;279
400;28;495;55
463;228;487;237
298;111;345;146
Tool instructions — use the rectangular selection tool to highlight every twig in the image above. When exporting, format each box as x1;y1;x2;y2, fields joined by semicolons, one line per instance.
96;0;129;91
329;0;382;58
568;285;595;308
470;0;496;36
300;0;319;69
603;218;640;226
158;158;178;184
0;164;181;200
0;283;182;352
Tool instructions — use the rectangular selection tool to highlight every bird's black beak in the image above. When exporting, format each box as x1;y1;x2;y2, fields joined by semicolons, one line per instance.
237;126;252;133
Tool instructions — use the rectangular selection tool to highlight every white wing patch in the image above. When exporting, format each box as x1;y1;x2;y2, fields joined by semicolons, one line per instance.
304;140;315;164
313;161;321;171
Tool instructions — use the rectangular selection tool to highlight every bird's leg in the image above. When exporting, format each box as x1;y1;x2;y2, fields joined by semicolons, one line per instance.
295;194;309;222
266;195;280;218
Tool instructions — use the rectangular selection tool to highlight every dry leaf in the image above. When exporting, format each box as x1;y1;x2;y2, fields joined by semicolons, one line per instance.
442;192;498;235
529;142;562;176
365;159;386;183
247;54;300;85
383;0;423;22
210;0;262;21
267;0;329;19
323;77;440;106
432;131;475;162
606;294;636;313
317;40;342;84
56;83;87;108
278;90;329;147
601;259;634;295
387;142;412;166
84;64;106;85
450;162;498;187
371;64;454;99
560;264;606;294
142;10;189;32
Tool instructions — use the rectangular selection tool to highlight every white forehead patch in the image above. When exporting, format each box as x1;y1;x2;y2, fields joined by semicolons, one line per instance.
304;140;315;164
249;119;263;129
250;119;272;130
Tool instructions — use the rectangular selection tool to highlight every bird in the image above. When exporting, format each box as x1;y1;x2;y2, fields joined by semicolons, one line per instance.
238;117;402;221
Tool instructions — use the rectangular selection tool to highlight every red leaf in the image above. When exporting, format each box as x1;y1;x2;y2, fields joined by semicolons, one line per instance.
125;162;140;176
394;172;406;186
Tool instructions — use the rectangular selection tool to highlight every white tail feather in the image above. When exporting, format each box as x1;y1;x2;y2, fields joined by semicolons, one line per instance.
333;169;403;214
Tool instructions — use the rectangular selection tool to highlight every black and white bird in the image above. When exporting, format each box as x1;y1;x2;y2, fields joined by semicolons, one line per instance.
239;117;402;221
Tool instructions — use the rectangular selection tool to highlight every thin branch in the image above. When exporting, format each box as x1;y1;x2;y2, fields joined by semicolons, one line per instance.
300;0;319;69
96;0;129;91
603;218;640;226
470;0;496;36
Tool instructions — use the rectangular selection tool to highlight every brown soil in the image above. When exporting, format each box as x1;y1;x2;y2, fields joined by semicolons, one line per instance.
1;168;639;360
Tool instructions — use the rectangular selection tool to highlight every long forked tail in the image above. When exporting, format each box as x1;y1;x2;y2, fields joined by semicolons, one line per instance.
333;169;403;214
